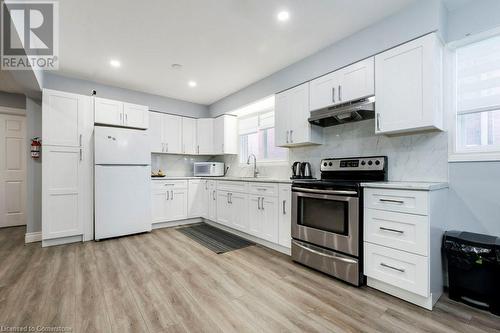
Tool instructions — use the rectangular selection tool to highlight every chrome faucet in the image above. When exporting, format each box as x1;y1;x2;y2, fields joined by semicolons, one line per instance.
246;154;259;178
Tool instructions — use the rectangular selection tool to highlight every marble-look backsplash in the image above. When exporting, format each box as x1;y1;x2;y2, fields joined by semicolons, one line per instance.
153;120;449;182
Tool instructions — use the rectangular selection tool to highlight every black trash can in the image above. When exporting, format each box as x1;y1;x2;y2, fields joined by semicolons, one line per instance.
443;231;500;315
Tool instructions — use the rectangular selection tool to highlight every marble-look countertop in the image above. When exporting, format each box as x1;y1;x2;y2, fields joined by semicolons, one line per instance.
361;181;448;191
151;176;293;184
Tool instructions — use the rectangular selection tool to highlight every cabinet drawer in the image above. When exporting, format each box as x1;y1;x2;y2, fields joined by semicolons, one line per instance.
365;209;428;256
364;188;428;215
364;242;428;297
248;183;279;196
152;180;188;190
217;181;248;193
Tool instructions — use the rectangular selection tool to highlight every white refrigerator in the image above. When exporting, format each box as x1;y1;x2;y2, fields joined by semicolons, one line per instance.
94;126;151;240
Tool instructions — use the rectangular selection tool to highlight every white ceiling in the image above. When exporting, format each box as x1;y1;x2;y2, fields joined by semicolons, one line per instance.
58;0;417;105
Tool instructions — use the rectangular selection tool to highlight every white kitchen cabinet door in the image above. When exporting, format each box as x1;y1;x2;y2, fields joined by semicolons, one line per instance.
207;181;217;221
248;195;262;237
182;117;197;155
278;185;291;248
197;118;214;154
230;192;248;232
123;103;148;129
274;92;291;147
94;97;123;126
309;71;341;111
43;89;84;147
337;57;374;103
216;191;231;226
261;196;279;243
188;180;208;218
42;146;83;239
275;83;322;147
152;190;169;223
162;114;182;154
167;188;188;221
214;115;238;155
149;112;163;153
375;33;443;135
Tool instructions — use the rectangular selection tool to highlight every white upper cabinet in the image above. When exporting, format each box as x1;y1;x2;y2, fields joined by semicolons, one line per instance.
197;118;214;154
275;82;322;147
182;117;197;155
149;112;163;153
337;57;375;103
309;57;374;111
162;114;183;154
214;115;238;155
375;33;443;135
123;103;149;129
94;97;148;129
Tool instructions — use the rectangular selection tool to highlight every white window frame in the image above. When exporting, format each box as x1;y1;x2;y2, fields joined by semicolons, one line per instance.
448;27;500;162
238;111;289;166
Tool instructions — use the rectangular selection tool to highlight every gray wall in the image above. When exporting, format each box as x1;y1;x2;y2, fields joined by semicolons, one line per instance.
25;97;42;233
0;91;26;109
447;0;500;42
208;0;444;116
43;73;209;118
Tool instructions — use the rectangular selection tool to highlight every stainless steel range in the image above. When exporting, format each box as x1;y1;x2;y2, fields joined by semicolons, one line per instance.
291;156;387;286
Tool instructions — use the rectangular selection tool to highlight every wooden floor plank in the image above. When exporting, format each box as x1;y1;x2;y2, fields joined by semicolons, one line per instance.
0;226;498;333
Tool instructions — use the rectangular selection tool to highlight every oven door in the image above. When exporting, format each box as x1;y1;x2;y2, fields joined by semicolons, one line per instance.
292;187;359;256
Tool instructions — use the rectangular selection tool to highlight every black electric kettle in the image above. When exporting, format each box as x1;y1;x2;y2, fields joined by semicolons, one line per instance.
291;162;301;179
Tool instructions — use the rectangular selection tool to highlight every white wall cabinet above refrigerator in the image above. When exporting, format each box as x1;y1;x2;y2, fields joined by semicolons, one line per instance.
275;82;322;147
94;97;149;129
309;57;375;111
374;33;443;135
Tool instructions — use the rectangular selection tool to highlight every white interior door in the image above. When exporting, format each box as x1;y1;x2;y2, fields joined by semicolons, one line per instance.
0;114;26;228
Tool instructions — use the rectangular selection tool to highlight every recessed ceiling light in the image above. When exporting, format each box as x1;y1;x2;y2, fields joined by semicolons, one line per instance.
110;59;121;68
277;11;290;22
188;81;197;87
171;63;183;69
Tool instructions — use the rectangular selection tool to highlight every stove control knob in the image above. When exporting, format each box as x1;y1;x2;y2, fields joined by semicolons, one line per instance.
328;162;333;166
375;160;381;166
368;160;373;166
323;162;328;167
361;161;366;166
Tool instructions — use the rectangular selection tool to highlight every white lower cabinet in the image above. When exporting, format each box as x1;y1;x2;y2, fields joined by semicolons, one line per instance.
363;184;448;310
188;179;208;218
216;190;231;226
229;192;249;232
151;180;188;223
278;184;292;248
248;194;278;243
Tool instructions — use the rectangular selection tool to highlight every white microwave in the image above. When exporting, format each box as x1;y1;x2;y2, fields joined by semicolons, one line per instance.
193;162;225;177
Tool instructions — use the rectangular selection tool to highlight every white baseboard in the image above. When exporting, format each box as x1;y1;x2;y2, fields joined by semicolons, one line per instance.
152;218;202;230
367;277;439;310
42;235;83;247
204;219;291;256
25;231;42;243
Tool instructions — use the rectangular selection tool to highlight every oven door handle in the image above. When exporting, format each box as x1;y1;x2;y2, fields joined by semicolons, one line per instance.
293;241;358;264
293;187;358;196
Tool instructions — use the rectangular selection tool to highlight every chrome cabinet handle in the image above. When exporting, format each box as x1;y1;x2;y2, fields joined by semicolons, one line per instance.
197;145;200;154
166;143;169;152
79;134;82;147
293;241;358;264
79;148;83;161
332;87;335;103
380;262;405;273
261;197;264;210
125;113;128;124
120;113;123;124
257;197;261;210
171;190;174;200
338;85;342;101
282;200;286;215
213;190;216;200
290;130;293;143
166;191;169;200
376;113;381;131
380;227;404;234
229;193;232;204
286;130;289;144
293;187;357;196
379;198;404;204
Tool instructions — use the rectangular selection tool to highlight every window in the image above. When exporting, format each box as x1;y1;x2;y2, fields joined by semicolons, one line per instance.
234;98;287;164
452;33;500;160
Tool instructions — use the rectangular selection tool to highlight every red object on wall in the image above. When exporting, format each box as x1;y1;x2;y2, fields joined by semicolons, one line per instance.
31;137;41;159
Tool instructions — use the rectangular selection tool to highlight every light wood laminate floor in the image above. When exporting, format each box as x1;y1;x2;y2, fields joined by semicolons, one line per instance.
0;226;499;333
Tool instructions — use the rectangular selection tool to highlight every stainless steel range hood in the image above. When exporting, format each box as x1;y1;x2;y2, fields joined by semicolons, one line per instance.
308;96;375;127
